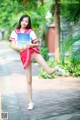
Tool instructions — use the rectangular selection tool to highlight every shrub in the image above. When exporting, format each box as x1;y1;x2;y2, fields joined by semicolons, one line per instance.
40;46;49;61
39;58;80;79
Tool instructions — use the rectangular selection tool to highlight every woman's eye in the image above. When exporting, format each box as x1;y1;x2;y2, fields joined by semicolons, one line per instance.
25;21;28;23
22;21;28;23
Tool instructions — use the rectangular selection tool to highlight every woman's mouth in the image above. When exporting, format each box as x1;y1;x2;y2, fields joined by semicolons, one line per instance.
22;24;26;27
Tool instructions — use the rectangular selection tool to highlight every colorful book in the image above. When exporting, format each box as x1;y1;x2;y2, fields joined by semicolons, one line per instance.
16;33;31;47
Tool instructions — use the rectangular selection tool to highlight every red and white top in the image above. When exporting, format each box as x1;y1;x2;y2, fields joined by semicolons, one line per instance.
9;29;40;69
9;29;38;44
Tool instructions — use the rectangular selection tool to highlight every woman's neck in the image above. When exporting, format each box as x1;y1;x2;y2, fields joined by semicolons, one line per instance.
20;28;26;33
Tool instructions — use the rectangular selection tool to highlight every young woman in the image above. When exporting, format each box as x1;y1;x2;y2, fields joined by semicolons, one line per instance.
9;14;65;110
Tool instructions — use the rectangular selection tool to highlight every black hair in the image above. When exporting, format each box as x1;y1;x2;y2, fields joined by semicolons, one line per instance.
17;14;32;29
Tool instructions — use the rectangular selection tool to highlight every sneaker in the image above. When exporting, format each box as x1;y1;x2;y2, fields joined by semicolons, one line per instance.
55;66;66;76
28;103;34;110
58;68;66;76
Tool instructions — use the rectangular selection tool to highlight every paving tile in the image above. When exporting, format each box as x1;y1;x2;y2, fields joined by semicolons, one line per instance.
2;89;80;120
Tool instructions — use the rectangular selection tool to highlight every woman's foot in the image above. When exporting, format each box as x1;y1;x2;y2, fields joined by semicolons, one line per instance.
55;66;66;76
28;102;34;110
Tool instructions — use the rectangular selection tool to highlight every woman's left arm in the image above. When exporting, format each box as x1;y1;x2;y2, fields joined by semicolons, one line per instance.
31;41;39;47
26;41;39;48
29;30;40;48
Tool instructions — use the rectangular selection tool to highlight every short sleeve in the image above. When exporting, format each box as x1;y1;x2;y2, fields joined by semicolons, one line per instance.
30;30;38;43
9;30;17;42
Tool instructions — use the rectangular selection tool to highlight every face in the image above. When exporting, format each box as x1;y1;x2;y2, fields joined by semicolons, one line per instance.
21;17;29;28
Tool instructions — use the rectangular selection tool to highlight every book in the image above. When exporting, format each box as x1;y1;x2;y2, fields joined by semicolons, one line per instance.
16;33;31;47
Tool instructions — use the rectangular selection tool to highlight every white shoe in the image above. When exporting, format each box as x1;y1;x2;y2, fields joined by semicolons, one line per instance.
58;68;66;76
55;66;66;76
28;103;34;110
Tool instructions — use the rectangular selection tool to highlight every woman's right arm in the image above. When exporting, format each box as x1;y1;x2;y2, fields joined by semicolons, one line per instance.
10;30;26;51
10;41;25;51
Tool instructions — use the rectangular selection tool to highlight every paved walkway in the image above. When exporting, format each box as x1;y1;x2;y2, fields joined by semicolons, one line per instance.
0;40;80;120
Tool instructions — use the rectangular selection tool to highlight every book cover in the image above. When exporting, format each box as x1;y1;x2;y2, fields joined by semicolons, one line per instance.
16;33;31;47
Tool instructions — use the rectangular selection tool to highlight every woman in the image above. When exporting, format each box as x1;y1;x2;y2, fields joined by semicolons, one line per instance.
9;14;66;110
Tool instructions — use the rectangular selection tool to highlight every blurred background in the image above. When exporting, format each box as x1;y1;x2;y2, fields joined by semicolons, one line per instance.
0;0;80;78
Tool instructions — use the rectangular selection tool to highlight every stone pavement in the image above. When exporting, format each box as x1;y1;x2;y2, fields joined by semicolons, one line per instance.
0;40;80;120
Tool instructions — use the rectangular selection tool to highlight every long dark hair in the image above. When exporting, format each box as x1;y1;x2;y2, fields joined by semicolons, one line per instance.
17;14;32;29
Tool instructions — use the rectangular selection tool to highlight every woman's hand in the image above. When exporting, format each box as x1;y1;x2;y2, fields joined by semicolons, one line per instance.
26;43;33;48
24;42;39;49
26;42;39;48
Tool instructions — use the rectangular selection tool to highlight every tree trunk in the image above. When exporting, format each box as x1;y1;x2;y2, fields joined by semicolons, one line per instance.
54;0;60;61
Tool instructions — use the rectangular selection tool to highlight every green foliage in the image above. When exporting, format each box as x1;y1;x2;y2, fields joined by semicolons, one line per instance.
61;35;80;64
64;58;80;77
60;34;80;77
39;57;80;79
60;0;80;22
40;46;49;61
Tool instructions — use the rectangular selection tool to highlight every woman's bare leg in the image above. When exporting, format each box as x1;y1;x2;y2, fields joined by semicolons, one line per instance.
25;62;32;103
33;53;58;75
